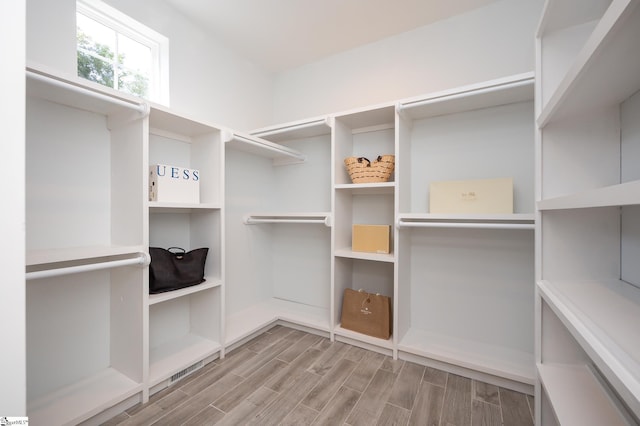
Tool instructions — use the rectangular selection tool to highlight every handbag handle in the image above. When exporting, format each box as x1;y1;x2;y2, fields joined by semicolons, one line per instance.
357;288;381;305
168;247;186;259
357;157;371;167
357;157;386;166
357;288;381;296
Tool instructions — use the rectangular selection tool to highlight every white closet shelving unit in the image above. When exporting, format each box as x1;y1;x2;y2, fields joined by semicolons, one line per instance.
146;105;224;390
224;118;333;348
25;66;226;423
535;0;640;424
332;104;397;354
24;61;563;423
25;68;147;426
395;73;536;391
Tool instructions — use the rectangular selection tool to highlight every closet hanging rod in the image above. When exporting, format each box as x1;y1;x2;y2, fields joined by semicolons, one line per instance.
26;253;150;281
397;220;534;230
244;216;331;226
27;70;149;115
397;77;532;113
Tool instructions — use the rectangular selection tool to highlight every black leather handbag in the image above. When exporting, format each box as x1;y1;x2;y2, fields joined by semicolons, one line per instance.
149;247;208;294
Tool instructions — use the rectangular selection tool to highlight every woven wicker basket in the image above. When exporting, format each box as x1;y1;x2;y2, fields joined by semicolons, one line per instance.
344;155;395;183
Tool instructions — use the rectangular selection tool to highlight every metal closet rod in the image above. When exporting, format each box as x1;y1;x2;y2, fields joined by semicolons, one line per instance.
397;220;534;230
27;70;149;114
26;253;150;281
244;216;331;226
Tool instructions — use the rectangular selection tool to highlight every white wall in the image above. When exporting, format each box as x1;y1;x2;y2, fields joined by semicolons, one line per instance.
27;0;77;75
271;0;543;123
1;0;26;416
26;0;274;130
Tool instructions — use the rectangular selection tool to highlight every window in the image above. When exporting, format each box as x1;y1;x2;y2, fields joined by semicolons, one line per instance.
76;0;169;105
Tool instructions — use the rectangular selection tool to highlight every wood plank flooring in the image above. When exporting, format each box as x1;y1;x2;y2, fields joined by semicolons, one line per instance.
102;326;534;426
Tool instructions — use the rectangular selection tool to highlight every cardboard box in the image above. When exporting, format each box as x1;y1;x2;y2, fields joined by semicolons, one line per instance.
429;177;513;214
149;164;200;203
352;224;391;254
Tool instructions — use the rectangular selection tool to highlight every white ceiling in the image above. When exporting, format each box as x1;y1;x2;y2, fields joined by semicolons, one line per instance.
164;0;500;72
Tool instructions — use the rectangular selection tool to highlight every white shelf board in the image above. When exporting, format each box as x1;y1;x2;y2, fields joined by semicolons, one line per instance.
538;0;640;126
398;72;534;120
223;130;306;163
537;0;613;35
244;212;332;226
28;367;141;426
399;213;535;222
537;180;640;210
398;213;535;230
398;327;535;385
244;211;331;219
250;117;331;142
334;248;395;263
225;298;330;348
335;182;395;195
539;363;630;426
332;103;396;131
149;201;222;213
149;333;221;387
148;278;222;305
26;67;143;117
334;324;394;350
26;245;145;267
538;279;640;415
149;104;222;138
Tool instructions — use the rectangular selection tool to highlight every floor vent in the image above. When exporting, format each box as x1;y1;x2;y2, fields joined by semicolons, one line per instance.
169;360;204;385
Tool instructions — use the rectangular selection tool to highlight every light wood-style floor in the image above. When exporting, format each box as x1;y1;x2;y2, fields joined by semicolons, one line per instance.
103;326;534;426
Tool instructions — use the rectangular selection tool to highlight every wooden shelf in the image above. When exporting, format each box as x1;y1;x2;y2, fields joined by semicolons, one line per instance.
538;279;640;415
539;363;631;425
398;327;535;385
28;367;141;426
538;0;640;126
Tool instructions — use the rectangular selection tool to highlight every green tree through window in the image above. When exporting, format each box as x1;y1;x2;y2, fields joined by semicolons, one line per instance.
77;28;149;98
75;0;169;104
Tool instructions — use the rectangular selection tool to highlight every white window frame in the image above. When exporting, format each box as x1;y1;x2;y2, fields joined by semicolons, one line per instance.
76;0;170;105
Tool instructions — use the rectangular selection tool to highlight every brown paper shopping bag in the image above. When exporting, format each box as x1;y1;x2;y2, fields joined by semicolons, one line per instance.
340;288;392;339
